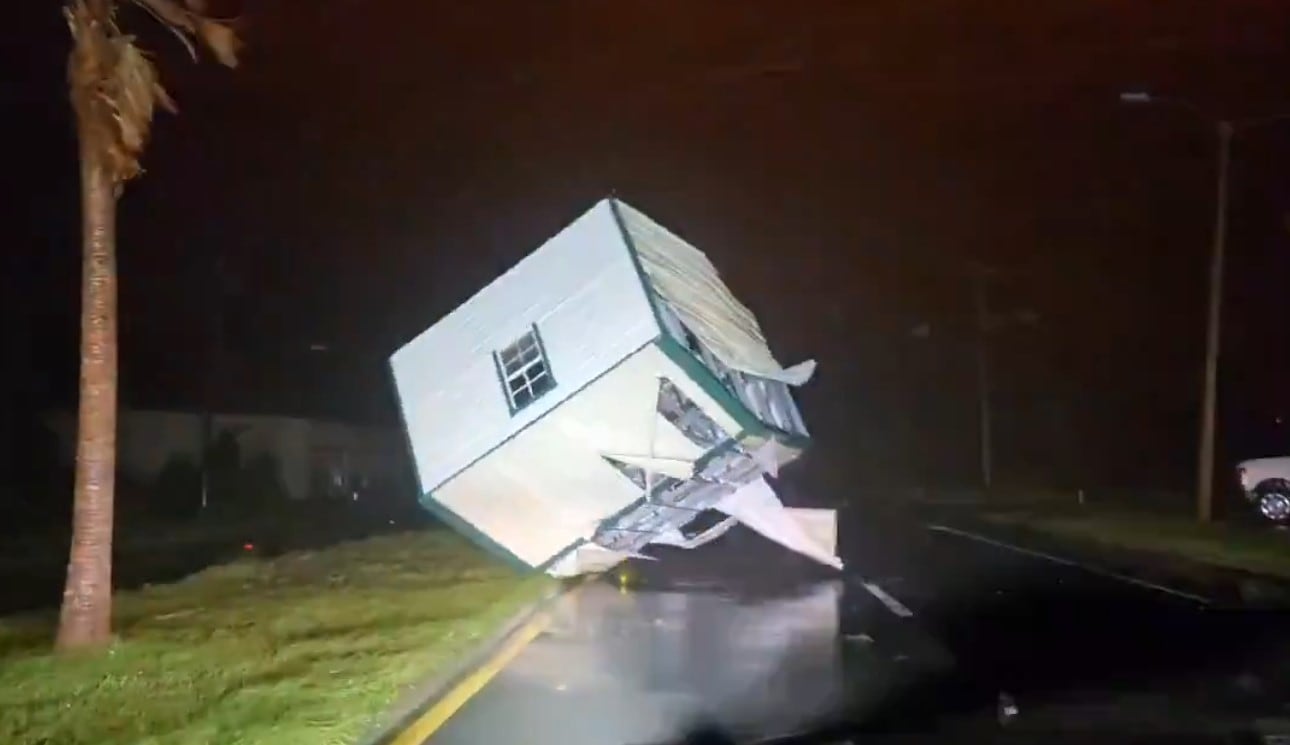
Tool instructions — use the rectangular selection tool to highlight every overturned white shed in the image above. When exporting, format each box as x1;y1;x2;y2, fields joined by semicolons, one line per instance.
390;198;839;576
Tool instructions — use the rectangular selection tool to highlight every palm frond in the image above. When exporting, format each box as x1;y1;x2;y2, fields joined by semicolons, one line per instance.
195;17;239;67
131;0;197;60
130;0;240;68
110;36;170;148
64;0;240;185
66;1;153;182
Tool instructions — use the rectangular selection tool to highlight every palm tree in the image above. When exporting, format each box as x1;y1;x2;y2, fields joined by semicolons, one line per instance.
58;0;238;651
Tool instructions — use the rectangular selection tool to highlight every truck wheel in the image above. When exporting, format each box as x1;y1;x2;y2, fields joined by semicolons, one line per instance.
1256;480;1290;523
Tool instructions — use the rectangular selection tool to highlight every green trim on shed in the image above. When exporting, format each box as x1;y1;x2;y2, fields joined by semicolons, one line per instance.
612;197;811;453
655;335;765;435
535;538;586;573
417;491;534;572
609;197;669;339
389;360;534;572
655;335;811;451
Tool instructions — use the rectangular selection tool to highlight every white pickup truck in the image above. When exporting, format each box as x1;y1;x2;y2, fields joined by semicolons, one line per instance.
1236;457;1290;523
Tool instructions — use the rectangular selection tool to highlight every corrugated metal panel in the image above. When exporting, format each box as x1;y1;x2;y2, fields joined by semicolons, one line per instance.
615;201;816;386
390;199;660;493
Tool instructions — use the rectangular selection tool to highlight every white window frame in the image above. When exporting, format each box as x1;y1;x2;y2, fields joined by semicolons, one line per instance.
493;324;555;413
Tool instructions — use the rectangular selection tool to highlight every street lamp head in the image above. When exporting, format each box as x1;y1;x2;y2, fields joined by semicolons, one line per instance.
1119;91;1153;104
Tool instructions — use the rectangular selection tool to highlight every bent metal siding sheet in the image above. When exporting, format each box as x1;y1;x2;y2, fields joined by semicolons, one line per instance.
616;201;816;387
390;200;660;494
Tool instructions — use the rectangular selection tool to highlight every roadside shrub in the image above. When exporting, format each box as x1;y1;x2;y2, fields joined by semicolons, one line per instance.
151;454;202;520
240;452;289;506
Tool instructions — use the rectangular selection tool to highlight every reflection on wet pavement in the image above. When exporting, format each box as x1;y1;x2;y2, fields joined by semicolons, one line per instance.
426;517;1290;745
428;579;916;745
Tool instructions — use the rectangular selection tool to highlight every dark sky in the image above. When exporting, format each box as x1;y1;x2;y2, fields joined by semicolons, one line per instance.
5;1;1290;489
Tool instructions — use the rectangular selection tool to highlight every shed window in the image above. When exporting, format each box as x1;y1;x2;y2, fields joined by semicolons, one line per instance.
495;326;555;412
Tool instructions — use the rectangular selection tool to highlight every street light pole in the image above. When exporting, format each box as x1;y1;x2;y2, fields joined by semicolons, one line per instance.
971;271;994;491
1196;121;1232;523
1119;92;1290;522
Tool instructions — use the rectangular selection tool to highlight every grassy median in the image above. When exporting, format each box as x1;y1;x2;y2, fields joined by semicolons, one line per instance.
985;507;1290;580
0;531;551;745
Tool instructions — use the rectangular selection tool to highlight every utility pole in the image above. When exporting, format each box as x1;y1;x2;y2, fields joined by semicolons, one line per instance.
1120;92;1290;522
970;264;995;492
200;253;228;512
913;262;1036;492
1196;121;1233;523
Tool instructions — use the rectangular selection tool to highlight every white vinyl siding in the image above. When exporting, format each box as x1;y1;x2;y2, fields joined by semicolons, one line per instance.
391;200;661;494
433;343;742;568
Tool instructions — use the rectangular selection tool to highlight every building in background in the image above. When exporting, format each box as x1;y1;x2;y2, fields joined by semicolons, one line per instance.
43;408;404;502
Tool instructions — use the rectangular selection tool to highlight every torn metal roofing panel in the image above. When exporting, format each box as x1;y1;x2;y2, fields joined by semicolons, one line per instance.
614;200;817;387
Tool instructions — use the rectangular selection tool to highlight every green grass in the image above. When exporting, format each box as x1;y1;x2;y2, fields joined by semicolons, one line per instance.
0;530;552;745
985;507;1290;579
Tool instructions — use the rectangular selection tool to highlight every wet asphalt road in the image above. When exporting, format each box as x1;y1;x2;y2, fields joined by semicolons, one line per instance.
424;516;1290;744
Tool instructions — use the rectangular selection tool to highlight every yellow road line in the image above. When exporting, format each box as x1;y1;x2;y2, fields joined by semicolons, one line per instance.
388;612;552;745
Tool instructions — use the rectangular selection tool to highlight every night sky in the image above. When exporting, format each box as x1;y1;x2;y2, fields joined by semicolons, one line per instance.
4;1;1290;491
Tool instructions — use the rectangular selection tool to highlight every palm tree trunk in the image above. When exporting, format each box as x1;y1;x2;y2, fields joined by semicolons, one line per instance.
58;0;118;651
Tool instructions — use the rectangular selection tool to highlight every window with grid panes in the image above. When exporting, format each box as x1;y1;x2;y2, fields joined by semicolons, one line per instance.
494;326;555;412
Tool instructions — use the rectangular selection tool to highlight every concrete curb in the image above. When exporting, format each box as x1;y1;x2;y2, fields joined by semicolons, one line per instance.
359;578;580;745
